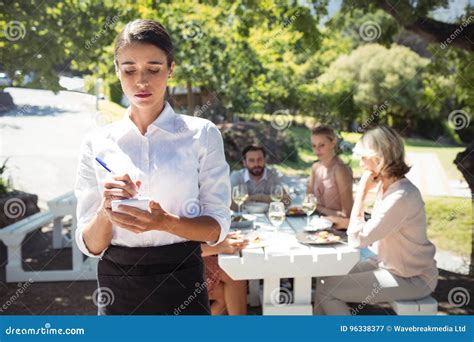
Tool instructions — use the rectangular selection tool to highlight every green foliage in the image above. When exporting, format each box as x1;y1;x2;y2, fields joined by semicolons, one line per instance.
329;9;400;48
425;196;472;257
0;159;12;196
314;44;436;130
0;0;471;143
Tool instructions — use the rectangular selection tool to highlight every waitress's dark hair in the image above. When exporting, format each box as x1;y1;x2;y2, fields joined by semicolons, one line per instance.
114;19;174;68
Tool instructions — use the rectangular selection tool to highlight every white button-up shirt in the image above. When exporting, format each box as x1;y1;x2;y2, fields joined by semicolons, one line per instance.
74;102;231;258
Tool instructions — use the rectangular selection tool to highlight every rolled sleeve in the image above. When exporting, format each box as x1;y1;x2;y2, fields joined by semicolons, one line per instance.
74;134;105;258
198;123;231;246
348;189;407;248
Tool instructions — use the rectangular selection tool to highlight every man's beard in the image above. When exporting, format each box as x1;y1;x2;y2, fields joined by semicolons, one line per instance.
248;167;264;177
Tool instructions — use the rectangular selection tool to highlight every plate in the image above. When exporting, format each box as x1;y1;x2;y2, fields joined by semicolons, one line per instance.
230;214;256;229
286;207;318;217
244;202;269;214
296;230;346;245
303;217;333;232
243;231;272;249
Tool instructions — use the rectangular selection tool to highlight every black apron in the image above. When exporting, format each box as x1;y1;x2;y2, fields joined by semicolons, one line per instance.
96;241;210;315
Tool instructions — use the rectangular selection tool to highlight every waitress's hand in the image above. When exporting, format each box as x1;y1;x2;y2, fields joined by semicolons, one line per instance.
108;200;169;233
217;231;249;254
99;174;141;220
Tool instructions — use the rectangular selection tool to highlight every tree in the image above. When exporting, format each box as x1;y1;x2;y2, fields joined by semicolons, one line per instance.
314;44;433;131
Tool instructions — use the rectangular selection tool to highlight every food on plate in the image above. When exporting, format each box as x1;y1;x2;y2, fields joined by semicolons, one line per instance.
286;207;305;216
231;215;246;222
309;230;341;243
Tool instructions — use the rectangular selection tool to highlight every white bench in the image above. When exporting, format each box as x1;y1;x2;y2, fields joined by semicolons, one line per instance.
390;296;438;315
0;192;97;283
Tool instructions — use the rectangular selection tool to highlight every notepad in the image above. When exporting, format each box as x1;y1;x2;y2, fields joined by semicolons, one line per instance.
111;198;150;213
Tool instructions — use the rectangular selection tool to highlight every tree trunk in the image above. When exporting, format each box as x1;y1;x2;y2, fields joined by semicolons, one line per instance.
454;143;474;275
186;80;194;115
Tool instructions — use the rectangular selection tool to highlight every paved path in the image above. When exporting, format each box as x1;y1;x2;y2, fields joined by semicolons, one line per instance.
406;152;471;198
0;88;98;206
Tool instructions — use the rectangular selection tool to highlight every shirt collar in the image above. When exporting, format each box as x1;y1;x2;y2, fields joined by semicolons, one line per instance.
122;101;177;135
244;167;268;183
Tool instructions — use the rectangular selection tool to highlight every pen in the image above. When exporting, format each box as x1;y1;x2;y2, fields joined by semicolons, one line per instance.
95;157;141;197
95;157;114;174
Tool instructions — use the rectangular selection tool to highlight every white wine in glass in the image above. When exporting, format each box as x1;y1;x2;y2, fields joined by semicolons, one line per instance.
270;184;284;202
268;202;285;230
232;184;249;215
302;193;317;228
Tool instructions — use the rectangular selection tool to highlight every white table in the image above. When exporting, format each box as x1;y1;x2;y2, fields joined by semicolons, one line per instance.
218;214;360;315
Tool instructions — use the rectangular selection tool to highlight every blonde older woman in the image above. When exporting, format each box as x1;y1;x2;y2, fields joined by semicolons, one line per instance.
314;126;438;315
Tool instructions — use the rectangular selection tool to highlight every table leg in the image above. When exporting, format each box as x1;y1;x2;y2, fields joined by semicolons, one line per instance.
52;217;63;249
262;277;313;315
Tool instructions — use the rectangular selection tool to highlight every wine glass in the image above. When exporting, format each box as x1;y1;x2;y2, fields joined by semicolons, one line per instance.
268;202;286;231
271;184;284;202
232;184;249;215
302;193;317;228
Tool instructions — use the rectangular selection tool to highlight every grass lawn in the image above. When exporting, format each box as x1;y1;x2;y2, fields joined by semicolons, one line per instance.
424;196;472;258
98;99;126;122
272;126;465;181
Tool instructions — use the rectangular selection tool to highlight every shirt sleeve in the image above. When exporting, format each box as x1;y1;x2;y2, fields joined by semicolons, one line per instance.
74;133;105;258
347;189;414;248
198;123;231;246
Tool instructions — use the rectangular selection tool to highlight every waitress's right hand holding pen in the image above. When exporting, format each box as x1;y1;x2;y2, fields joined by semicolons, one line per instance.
81;158;141;256
101;174;141;217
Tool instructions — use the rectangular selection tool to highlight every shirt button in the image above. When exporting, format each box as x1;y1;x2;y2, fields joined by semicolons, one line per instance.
145;240;152;247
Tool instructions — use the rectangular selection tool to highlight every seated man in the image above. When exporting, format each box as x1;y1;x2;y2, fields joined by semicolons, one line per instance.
230;144;291;207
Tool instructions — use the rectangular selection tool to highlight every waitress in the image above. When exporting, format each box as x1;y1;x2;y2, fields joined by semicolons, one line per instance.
74;19;231;315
